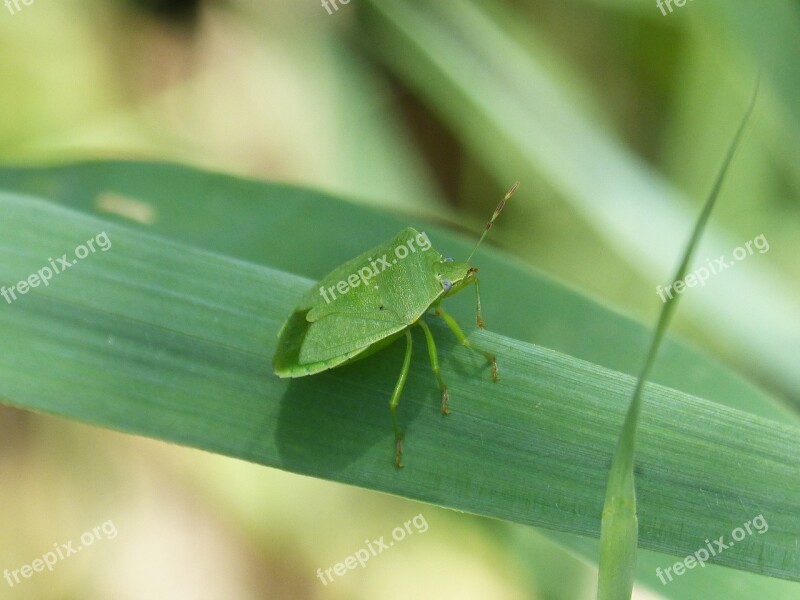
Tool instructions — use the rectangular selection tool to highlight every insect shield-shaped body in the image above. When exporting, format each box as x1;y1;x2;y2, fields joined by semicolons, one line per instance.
273;184;518;467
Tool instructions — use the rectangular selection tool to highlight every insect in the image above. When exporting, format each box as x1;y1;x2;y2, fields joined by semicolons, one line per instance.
273;183;518;467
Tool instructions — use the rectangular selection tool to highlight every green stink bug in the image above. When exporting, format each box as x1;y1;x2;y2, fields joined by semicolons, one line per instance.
273;183;518;467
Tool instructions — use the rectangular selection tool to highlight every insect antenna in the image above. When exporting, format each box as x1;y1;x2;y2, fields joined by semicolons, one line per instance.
466;182;519;263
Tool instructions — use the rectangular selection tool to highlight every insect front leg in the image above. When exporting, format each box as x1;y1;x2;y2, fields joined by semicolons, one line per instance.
416;319;449;415
434;306;498;382
390;329;413;468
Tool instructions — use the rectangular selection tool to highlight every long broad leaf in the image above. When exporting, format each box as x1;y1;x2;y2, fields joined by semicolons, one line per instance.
0;161;791;422
0;190;797;580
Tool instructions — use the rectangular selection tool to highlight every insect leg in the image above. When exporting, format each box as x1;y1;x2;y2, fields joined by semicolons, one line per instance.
474;276;486;329
416;319;449;415
390;329;413;468
434;306;498;382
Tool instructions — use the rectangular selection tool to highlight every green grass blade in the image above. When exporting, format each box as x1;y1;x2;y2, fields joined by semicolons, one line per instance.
596;84;759;599
0;161;792;424
0;187;797;581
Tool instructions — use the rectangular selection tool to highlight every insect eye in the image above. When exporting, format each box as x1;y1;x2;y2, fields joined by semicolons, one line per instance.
441;279;453;292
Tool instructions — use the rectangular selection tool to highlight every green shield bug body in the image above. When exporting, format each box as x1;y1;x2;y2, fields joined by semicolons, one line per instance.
273;183;518;467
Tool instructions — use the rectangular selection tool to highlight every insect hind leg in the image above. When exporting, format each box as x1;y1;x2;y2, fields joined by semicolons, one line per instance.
434;306;498;382
390;329;413;468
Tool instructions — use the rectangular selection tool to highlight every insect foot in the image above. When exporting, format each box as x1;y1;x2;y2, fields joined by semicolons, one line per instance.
441;386;450;415
489;356;499;382
394;438;404;469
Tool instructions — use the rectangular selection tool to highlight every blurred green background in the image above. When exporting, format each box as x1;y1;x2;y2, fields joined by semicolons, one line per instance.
0;1;797;598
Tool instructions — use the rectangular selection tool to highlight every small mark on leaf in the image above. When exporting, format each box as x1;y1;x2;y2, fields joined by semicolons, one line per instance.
96;192;157;224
